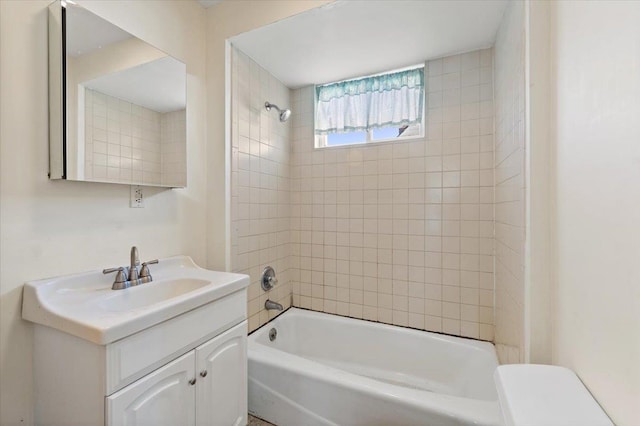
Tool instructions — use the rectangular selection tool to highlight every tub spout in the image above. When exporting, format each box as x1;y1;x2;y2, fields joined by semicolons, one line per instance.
265;299;283;311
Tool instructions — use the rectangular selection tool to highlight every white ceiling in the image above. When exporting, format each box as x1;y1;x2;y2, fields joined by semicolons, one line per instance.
230;0;509;88
66;4;132;57
84;56;186;113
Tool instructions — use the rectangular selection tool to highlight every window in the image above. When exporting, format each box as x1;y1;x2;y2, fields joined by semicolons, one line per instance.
315;66;425;148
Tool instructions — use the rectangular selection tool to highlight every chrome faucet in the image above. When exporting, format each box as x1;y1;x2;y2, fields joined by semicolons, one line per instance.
265;299;283;311
103;246;158;290
128;246;140;284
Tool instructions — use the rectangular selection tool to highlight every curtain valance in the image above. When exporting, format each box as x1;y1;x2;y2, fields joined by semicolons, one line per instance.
315;67;424;134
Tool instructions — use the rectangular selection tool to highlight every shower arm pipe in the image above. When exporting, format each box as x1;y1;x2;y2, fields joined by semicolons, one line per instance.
264;101;281;112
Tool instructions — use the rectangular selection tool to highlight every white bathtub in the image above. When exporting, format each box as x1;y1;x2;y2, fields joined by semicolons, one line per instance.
248;308;502;426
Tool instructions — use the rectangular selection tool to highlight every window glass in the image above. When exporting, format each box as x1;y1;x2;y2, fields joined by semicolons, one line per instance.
371;127;399;140
326;131;367;146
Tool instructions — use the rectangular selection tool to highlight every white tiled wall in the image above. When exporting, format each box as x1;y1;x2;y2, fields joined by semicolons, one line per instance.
289;49;495;341
230;48;292;332
84;88;186;186
493;0;526;364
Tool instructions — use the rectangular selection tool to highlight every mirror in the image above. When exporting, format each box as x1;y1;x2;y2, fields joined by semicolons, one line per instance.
48;1;187;188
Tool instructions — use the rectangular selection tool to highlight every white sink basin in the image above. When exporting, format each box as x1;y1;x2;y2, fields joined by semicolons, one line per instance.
22;256;249;345
97;278;211;312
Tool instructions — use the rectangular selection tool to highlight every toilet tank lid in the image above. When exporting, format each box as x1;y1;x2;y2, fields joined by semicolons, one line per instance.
494;365;613;426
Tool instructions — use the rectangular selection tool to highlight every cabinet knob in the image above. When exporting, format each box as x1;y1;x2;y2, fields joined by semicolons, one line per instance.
200;370;208;378
188;378;196;386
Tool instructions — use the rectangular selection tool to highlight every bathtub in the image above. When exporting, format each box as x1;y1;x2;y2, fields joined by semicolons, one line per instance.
248;308;502;426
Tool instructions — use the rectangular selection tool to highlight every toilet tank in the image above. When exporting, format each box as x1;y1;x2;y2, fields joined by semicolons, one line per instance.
494;365;613;426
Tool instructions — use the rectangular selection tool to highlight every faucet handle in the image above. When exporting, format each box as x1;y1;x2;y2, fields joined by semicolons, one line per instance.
139;259;159;283
103;267;130;290
103;266;125;276
261;266;278;291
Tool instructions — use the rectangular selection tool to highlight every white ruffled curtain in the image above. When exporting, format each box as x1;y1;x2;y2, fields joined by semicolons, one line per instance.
315;67;424;135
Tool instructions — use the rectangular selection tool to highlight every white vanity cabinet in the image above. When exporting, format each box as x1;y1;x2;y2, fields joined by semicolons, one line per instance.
23;256;250;426
106;322;247;426
28;282;249;426
107;351;196;426
195;323;248;426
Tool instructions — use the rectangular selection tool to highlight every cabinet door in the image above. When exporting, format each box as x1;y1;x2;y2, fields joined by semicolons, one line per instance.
107;351;196;426
195;321;247;426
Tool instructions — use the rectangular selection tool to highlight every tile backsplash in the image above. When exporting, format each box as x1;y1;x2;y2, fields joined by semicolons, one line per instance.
290;49;495;341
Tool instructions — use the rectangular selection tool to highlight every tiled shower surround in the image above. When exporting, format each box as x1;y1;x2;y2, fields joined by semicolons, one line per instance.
291;50;495;341
231;47;496;340
83;88;186;186
493;0;527;364
230;49;292;332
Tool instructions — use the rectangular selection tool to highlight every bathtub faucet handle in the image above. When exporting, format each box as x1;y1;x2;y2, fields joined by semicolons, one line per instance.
261;266;278;291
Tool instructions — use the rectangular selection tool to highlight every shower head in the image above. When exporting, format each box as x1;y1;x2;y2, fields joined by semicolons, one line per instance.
265;102;291;122
280;108;292;122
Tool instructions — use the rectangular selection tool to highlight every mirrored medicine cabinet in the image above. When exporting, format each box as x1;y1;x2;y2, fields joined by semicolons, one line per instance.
48;0;187;188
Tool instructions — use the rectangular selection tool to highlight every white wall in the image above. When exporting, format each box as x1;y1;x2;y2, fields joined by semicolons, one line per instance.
525;0;553;365
0;1;206;424
551;2;640;424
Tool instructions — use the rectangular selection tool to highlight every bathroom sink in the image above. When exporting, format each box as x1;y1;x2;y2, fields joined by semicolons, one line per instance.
22;256;249;345
97;278;212;312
